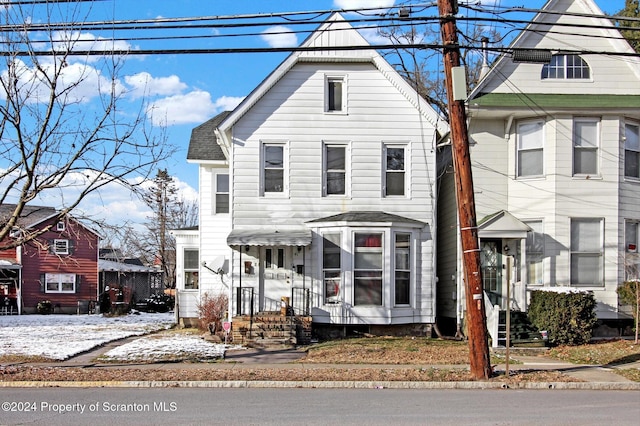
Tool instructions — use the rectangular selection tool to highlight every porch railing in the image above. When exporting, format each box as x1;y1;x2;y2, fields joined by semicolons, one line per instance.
291;287;311;316
234;287;255;317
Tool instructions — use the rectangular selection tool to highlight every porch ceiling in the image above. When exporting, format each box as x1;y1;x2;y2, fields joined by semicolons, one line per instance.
227;228;312;247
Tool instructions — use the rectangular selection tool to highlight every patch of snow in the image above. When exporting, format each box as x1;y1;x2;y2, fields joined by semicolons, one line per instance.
0;312;176;360
99;335;242;362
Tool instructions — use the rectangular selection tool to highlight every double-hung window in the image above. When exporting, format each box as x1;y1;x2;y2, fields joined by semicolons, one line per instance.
517;120;544;177
625;221;639;281
45;273;75;293
570;218;603;287
573;118;599;176
394;233;411;305
323;233;341;304
262;143;287;194
324;143;347;196
354;233;383;305
184;249;199;290
525;220;544;285
215;173;229;213
384;144;407;196
53;239;69;255
625;121;640;179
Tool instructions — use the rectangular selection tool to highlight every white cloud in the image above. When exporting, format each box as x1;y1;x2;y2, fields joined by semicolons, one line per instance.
333;0;395;13
261;26;298;48
51;31;135;63
214;95;244;111
147;90;217;126
124;72;188;100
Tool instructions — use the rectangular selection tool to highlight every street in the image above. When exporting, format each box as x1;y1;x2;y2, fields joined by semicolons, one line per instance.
1;388;638;425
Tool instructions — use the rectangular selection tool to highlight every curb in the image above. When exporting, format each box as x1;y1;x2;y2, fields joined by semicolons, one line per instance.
1;380;639;390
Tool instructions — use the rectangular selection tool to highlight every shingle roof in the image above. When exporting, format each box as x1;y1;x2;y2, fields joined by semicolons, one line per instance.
187;110;231;161
0;204;57;228
307;211;425;226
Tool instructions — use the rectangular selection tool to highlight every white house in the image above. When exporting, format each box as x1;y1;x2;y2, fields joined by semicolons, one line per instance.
437;0;640;340
177;13;448;336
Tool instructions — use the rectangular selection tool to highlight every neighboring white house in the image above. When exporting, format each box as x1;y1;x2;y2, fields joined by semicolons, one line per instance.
177;13;448;335
437;0;640;339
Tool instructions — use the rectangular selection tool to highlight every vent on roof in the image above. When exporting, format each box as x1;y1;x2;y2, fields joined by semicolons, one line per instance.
512;49;553;64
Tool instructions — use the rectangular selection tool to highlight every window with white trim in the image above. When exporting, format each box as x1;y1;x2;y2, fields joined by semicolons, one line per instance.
384;144;407;196
323;233;341;304
517;120;544;177
45;273;75;293
184;248;199;290
542;54;590;79
262;143;287;194
325;76;345;113
354;233;383;305
323;144;348;196
570;218;603;287
625;121;640;179
215;173;229;213
53;239;69;255
625;220;639;281
394;233;411;305
525;220;544;285
56;221;65;231
573;118;599;176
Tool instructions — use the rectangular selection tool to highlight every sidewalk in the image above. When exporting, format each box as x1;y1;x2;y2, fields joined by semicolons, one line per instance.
4;344;639;390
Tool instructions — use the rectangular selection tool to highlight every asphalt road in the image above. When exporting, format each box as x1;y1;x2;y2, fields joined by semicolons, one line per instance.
1;388;638;425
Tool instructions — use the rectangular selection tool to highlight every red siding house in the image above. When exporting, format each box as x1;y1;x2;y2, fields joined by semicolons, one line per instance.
0;205;100;314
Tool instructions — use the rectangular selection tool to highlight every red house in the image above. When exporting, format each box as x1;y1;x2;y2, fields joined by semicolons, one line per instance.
0;205;100;314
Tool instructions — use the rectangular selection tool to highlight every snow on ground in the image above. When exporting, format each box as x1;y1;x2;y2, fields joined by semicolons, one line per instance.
0;312;177;360
99;334;241;362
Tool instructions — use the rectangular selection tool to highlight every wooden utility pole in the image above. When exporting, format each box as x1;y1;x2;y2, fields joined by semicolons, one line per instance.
437;0;492;380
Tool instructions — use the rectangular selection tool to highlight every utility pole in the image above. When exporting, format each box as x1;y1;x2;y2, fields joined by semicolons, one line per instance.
437;0;492;380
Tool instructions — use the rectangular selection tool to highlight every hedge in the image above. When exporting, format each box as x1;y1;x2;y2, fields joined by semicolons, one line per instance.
527;290;597;346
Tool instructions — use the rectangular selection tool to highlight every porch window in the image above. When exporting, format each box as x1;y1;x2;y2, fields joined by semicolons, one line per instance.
384;144;407;196
573;118;599;176
525;220;544;285
625;121;640;179
45;273;75;293
323;233;341;304
517;120;544;177
262;143;286;194
394;233;410;305
625;221;639;281
215;173;229;213
184;248;199;290
542;54;590;79
570;218;603;287
324;144;347;196
354;233;383;305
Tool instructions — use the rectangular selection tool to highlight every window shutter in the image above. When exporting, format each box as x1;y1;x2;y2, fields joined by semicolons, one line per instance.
69;240;76;255
76;274;81;293
48;240;54;254
40;274;45;292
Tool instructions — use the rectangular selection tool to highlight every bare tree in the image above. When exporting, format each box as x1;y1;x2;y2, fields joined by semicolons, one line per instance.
0;2;172;249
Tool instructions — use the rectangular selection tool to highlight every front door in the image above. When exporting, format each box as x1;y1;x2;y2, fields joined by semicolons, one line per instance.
260;247;291;312
480;239;502;307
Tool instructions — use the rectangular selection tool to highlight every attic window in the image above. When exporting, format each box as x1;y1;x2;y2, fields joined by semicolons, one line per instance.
56;221;65;231
325;75;346;113
542;54;590;79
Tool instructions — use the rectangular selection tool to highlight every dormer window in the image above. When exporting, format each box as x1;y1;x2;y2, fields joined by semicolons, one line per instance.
542;54;590;79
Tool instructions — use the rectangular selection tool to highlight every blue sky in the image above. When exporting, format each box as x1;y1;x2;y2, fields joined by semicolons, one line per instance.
1;0;627;238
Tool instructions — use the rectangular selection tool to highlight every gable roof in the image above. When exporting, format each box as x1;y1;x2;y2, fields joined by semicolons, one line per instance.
187;110;231;162
0;204;100;237
470;0;640;99
478;210;531;239
216;12;448;142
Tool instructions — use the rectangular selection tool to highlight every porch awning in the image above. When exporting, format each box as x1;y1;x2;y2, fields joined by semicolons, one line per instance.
0;259;21;269
227;228;312;247
478;210;531;239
